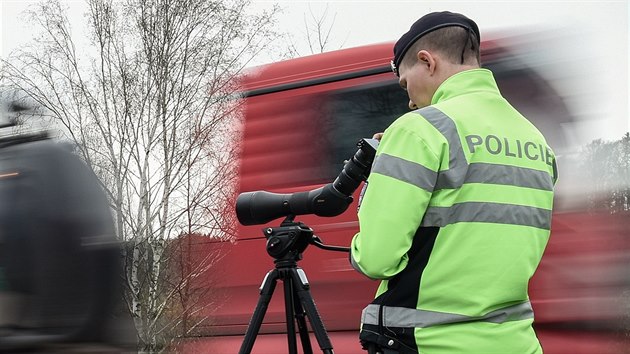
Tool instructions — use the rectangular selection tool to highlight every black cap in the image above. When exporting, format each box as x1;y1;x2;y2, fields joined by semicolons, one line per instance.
392;11;480;76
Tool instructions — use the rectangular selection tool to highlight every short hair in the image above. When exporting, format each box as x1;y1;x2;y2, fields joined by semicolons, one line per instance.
402;26;480;68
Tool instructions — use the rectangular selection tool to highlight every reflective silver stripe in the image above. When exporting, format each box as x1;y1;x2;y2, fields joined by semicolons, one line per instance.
466;163;553;191
371;153;436;192
411;108;555;191
421;202;552;230
362;301;533;328
414;106;468;190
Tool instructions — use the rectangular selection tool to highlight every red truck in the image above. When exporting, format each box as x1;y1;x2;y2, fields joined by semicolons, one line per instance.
182;37;630;353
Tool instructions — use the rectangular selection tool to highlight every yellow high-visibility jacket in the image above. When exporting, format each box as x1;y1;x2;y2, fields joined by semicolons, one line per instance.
351;68;557;354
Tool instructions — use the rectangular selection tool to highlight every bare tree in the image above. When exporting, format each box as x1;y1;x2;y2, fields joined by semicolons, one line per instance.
287;4;348;57
0;0;278;352
581;133;630;214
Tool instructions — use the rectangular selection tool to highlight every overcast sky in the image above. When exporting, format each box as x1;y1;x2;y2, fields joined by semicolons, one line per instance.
249;1;628;61
2;1;627;67
1;0;628;142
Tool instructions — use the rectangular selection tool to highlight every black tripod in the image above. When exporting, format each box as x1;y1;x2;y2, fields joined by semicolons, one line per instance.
239;217;350;354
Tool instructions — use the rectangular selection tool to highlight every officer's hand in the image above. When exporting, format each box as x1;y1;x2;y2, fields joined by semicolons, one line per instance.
372;132;384;141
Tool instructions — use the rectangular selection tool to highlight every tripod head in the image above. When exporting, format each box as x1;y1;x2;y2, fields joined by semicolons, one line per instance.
264;216;312;261
263;216;350;264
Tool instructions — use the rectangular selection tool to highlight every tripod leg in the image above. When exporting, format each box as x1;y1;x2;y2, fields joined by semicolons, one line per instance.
290;268;334;354
283;272;298;354
292;290;314;354
239;270;279;354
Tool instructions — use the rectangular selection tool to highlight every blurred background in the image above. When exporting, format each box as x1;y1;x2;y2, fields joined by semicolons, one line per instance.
0;0;628;353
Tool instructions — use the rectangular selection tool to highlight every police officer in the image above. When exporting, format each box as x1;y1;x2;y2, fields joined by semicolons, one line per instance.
350;11;557;354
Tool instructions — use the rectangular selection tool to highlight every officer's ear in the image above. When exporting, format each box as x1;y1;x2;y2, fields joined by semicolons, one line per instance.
417;50;436;75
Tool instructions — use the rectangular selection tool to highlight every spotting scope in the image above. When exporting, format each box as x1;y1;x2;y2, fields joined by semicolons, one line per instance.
236;138;379;225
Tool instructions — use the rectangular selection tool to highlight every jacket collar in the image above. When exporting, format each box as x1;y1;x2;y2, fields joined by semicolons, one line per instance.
431;68;500;105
